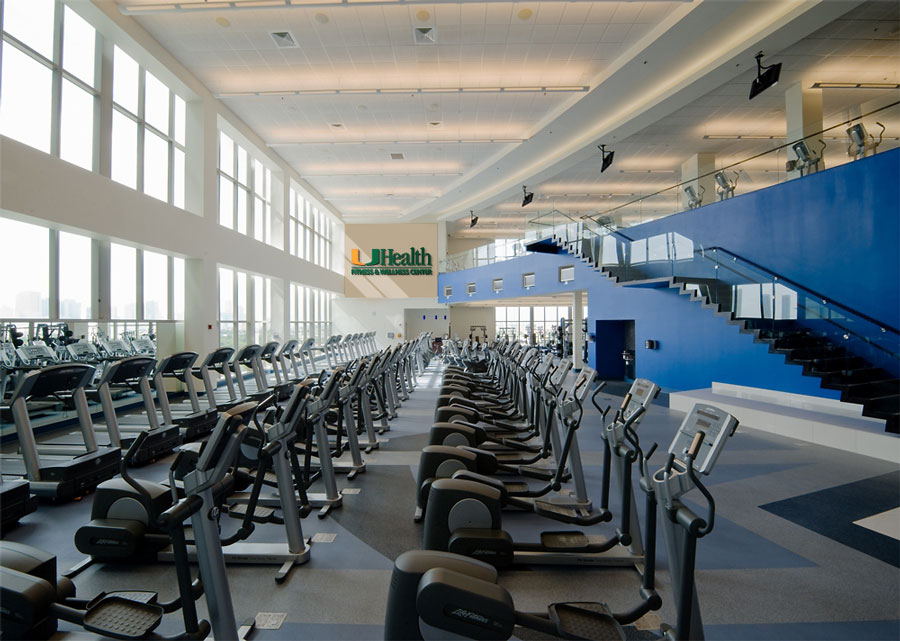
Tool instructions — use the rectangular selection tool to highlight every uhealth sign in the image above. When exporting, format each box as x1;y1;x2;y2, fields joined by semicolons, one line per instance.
350;247;433;276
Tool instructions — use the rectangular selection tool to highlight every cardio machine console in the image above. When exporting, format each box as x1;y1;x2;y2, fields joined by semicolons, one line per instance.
548;358;572;389
622;378;661;421
67;342;100;361
557;366;597;418
131;338;156;355
0;343;16;368
668;403;738;475
15;344;58;366
99;339;132;358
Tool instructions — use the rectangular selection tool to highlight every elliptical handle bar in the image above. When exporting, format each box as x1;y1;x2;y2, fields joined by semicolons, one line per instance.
590;381;610;417
617;392;633;422
119;432;151;497
685;431;716;537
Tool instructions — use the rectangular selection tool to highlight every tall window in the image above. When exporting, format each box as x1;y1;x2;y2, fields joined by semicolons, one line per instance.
0;218;50;318
289;187;334;270
110;244;137;320
1;1;99;170
218;132;274;244
289;283;334;345
143;250;169;320
112;45;186;207
59;231;92;319
495;305;572;344
218;266;271;348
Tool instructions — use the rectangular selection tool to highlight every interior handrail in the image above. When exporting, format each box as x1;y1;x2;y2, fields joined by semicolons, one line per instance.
579;100;900;224
572;220;899;337
698;246;900;336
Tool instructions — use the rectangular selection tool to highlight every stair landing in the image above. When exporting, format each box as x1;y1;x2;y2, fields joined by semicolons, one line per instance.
670;382;898;462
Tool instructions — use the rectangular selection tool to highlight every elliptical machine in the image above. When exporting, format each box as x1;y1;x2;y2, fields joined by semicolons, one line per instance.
383;402;739;641
1;408;256;640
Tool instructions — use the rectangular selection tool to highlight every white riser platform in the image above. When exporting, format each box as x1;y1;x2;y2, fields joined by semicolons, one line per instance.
670;383;899;463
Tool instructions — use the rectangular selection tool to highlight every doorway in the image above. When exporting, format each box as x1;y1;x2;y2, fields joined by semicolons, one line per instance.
594;320;635;381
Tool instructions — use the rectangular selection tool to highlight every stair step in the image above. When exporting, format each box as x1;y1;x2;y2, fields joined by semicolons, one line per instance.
840;380;900;400
821;367;889;386
860;394;900;413
808;357;866;374
784;346;846;362
772;335;831;350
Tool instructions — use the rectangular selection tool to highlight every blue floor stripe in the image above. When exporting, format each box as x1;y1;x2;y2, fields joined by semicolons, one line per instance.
706;620;900;641
760;471;900;568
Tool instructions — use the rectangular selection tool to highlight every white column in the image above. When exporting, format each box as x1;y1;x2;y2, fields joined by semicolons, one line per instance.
573;291;584;369
680;152;716;210
437;221;447;267
184;257;218;356
785;82;824;178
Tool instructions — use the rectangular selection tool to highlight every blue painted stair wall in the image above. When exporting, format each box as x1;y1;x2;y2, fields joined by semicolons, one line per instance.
438;149;899;399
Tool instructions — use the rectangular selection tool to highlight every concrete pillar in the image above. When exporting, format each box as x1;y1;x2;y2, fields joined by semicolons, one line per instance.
680;153;716;210
529;306;535;346
573;291;584;369
184;257;218;356
271;277;287;345
785;82;824;178
437;221;447;267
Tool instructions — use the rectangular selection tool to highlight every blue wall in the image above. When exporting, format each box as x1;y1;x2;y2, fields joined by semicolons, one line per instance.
438;151;900;397
617;149;900;330
439;252;839;398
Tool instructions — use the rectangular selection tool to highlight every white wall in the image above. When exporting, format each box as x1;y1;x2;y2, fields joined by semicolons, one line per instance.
449;306;496;342
404;308;450;341
334;298;447;347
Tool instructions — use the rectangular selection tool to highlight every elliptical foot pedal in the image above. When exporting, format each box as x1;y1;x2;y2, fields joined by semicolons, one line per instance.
502;481;529;494
227;503;276;523
104;591;158;604
540;531;589;550
548;602;625;641
534;500;580;524
518;465;568;481
82;596;163;639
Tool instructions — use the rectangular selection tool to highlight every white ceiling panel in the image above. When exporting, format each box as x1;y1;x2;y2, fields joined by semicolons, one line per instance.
114;0;898;228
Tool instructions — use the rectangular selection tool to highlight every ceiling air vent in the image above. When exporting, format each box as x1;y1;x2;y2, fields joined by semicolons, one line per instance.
390;152;405;160
413;27;435;45
270;31;298;48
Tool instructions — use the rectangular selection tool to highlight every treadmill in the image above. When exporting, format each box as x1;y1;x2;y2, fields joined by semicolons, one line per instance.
0;479;38;530
1;363;121;501
153;351;218;440
228;344;270;404
256;342;293;401
35;357;181;466
191;347;243;412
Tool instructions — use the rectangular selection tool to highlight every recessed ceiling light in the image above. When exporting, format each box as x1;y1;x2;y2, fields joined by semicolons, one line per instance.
215;16;230;28
314;12;329;24
330;123;344;128
270;31;298;49
811;82;900;89
518;8;533;20
416;9;431;22
414;27;435;45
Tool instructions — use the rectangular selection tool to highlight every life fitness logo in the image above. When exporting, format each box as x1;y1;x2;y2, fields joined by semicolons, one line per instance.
350;247;433;276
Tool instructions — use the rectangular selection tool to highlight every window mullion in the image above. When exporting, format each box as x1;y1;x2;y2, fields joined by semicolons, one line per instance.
136;67;146;193
49;3;64;158
136;249;144;322
168;90;175;205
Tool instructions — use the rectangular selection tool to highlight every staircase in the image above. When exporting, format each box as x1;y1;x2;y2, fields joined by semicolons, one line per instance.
550;233;900;434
